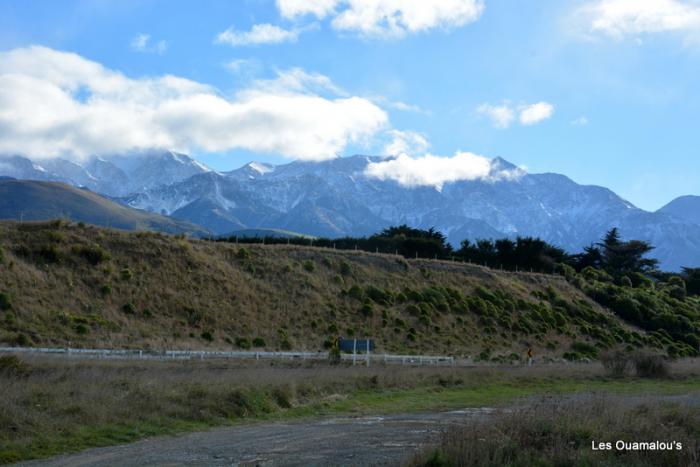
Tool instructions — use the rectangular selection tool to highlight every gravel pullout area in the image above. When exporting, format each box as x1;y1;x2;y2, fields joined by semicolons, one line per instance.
15;409;494;467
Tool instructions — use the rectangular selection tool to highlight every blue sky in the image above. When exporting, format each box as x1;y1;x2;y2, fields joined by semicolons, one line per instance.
1;0;699;210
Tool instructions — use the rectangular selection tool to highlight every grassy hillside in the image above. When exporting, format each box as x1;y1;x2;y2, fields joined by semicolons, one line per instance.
0;179;206;236
0;221;696;360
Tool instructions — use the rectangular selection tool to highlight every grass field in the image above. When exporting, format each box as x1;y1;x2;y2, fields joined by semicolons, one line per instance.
1;354;699;464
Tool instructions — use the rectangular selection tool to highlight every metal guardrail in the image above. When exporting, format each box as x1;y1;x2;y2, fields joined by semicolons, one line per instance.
0;346;455;366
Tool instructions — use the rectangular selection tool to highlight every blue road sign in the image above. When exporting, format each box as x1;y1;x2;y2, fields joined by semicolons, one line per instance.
339;338;375;353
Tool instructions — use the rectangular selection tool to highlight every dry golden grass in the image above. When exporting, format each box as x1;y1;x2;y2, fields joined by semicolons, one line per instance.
410;394;700;467
0;220;654;357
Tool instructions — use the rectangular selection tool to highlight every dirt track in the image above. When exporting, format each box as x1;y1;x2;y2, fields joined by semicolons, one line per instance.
16;408;493;467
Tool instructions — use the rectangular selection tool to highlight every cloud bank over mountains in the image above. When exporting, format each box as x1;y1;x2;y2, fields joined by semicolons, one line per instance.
364;152;524;189
0;46;389;161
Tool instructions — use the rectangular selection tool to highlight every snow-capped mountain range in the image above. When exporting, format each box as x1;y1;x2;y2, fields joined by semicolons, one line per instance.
1;152;699;270
0;150;210;197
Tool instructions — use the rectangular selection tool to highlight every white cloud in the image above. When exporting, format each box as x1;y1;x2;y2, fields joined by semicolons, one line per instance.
215;23;300;46
478;101;555;128
250;67;348;97
571;116;589;126
130;33;168;54
0;46;388;161
364;152;523;189
277;0;484;38
276;0;339;19
224;58;261;75
477;102;515;129
383;130;429;156
519;102;555;125
387;100;423;113
578;0;700;41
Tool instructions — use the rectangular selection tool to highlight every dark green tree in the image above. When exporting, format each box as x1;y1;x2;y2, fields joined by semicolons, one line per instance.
597;228;658;276
572;244;603;270
682;267;700;296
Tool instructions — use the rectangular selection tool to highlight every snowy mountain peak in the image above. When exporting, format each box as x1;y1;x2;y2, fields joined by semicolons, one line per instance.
491;156;518;171
248;162;274;175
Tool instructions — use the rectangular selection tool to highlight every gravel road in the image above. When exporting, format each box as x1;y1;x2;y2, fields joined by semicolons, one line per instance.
17;392;699;467
16;408;494;467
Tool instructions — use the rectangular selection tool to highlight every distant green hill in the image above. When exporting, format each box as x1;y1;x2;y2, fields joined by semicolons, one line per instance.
0;179;206;236
224;228;316;239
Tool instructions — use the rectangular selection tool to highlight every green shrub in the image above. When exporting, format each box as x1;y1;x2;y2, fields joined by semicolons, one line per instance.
14;333;30;346
0;355;28;377
122;303;136;315
72;245;110;265
477;349;491;361
668;286;686;301
556;263;576;280
201;331;214;342
406;304;420;316
99;284;111;296
407;329;417;341
0;292;11;311
236;248;250;260
346;285;364;300
619;276;633;288
75;323;89;334
570;341;599;359
252;337;266;347
601;350;630;377
185;307;202;327
36;245;61;263
360;302;374;317
303;260;315;272
340;261;352;276
280;338;292;350
0;246;4;263
365;285;393;305
5;311;17;326
119;268;133;281
633;354;669;378
235;337;251;349
631;272;653;288
271;386;293;409
562;351;585;361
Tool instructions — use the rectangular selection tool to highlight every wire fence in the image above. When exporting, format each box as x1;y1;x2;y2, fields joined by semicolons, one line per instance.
0;346;455;366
